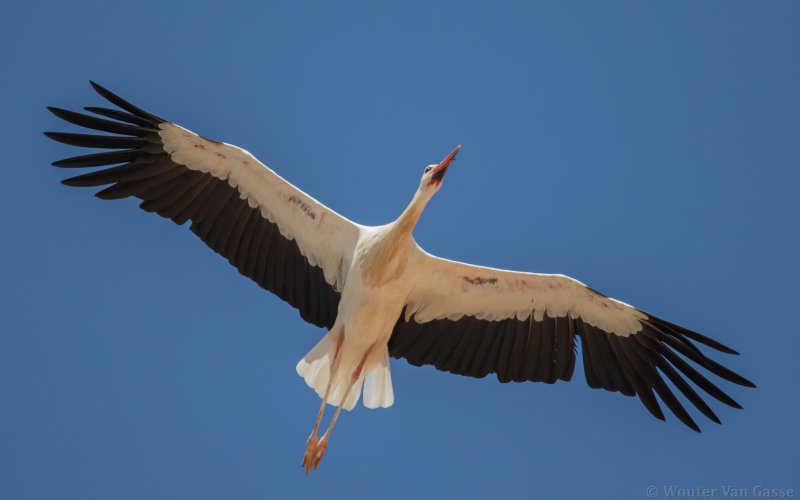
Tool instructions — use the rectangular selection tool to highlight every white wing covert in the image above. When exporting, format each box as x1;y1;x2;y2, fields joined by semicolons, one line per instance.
46;82;361;329
389;250;754;431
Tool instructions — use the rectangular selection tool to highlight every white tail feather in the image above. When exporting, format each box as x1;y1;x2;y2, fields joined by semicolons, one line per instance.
296;332;333;400
363;349;394;409
296;333;394;411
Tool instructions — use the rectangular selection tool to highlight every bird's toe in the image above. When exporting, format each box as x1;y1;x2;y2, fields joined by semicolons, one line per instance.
302;433;319;475
313;436;329;470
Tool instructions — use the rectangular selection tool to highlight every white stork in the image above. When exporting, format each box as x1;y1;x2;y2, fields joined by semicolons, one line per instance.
46;82;754;474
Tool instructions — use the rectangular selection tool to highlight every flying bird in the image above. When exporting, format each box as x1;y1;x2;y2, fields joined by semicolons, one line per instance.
45;82;754;474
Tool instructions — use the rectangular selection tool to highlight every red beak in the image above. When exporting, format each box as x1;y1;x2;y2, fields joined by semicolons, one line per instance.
430;145;461;186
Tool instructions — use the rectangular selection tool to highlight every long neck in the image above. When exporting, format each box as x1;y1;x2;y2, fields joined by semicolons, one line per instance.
393;189;429;237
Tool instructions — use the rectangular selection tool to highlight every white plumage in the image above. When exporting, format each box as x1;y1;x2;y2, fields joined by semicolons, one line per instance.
46;82;754;475
160;122;360;292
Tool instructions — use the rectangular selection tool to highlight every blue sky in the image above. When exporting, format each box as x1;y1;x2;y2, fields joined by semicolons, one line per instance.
2;1;798;499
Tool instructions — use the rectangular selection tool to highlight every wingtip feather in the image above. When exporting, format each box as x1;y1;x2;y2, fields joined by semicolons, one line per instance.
88;81;163;123
740;378;757;389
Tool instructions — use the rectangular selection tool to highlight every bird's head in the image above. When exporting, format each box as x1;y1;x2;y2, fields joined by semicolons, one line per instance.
419;145;461;195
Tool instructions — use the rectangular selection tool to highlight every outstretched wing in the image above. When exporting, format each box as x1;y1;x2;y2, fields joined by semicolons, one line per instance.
45;82;362;329
389;250;755;431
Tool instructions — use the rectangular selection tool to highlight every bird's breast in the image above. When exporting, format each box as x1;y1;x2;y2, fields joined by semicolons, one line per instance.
355;227;415;289
336;231;418;349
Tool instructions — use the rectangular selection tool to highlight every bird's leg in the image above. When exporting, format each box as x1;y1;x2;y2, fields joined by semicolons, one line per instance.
311;345;373;470
312;331;345;434
302;329;344;475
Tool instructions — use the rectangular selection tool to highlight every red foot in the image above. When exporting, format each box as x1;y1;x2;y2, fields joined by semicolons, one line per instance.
301;433;319;475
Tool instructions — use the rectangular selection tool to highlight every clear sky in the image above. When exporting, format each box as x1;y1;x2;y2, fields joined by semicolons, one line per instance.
2;1;798;499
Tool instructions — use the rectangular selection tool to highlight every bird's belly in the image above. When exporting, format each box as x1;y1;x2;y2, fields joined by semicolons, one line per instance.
336;276;411;359
341;290;406;346
333;231;416;372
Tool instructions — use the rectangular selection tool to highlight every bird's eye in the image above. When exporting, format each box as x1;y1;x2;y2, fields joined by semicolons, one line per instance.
424;166;434;173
